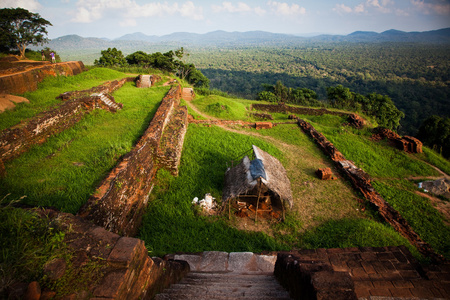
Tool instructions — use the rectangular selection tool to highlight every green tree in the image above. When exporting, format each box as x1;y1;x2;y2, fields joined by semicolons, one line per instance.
0;8;52;58
257;91;278;102
187;68;209;88
94;48;127;67
125;51;151;66
417;115;450;158
327;85;353;108
366;93;404;131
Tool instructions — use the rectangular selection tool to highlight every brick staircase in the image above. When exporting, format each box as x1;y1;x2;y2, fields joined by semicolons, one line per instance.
156;251;292;300
93;92;123;111
182;87;194;101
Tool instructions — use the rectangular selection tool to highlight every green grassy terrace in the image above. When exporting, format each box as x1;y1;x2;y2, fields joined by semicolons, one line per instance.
1;68;449;291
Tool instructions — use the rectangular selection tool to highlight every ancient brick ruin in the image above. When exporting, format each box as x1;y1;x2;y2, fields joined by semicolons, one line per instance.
275;247;450;299
396;136;423;153
316;167;336;180
372;127;423;154
252;103;349;117
0;61;85;94
18;209;190;300
346;113;366;129
78;85;186;236
136;74;161;88
298;119;444;262
56;77;134;101
0;79;131;166
2;63;447;298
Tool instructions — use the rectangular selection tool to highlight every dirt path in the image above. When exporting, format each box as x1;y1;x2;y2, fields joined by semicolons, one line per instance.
183;96;218;121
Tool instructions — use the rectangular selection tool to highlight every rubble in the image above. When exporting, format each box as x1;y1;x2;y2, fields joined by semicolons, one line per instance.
420;178;450;199
316;168;337;180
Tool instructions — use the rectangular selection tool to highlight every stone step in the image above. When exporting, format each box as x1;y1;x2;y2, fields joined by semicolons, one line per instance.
155;272;292;300
155;295;291;300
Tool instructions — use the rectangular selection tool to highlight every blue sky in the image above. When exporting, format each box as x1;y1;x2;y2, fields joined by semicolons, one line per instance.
2;0;450;39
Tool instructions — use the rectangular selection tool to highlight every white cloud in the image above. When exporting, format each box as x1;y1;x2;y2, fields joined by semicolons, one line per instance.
411;0;450;15
333;4;353;14
366;0;392;13
354;3;366;13
0;0;41;11
211;1;266;16
333;3;366;14
267;1;306;16
180;1;203;20
71;0;204;23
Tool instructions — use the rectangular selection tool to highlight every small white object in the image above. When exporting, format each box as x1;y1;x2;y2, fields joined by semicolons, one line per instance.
424;189;428;193
418;182;423;189
192;197;199;204
205;193;213;207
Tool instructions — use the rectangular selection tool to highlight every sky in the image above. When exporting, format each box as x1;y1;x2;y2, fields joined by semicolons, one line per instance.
1;0;450;39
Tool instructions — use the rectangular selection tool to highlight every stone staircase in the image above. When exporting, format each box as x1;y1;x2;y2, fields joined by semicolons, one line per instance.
155;251;292;300
182;87;194;101
93;92;122;111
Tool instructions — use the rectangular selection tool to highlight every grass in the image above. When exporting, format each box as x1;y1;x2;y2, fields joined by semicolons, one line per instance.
299;218;421;257
139;124;288;256
0;80;169;213
139;124;418;257
191;95;249;120
0;202;67;296
0;68;130;131
421;147;450;176
2;66;448;266
373;180;450;259
307;119;439;178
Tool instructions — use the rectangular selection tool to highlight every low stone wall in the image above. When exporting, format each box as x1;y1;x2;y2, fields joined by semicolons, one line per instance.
275;251;357;300
0;93;122;163
372;128;423;154
78;85;183;237
274;247;450;299
57;77;135;100
252;103;349;117
157;106;188;176
0;61;85;94
14;209;190;300
297;119;444;262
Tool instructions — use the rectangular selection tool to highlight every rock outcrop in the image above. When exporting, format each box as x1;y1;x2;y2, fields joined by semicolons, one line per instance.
0;61;85;94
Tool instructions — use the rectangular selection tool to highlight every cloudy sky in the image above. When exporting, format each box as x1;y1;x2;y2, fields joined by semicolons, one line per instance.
2;0;450;39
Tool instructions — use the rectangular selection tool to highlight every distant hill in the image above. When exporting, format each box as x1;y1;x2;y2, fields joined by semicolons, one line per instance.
36;28;450;64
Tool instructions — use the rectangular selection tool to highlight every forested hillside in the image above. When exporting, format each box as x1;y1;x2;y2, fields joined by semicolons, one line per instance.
189;43;449;135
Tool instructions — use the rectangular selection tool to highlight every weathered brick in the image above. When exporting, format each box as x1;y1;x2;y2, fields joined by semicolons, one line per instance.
392;280;414;288
354;287;370;298
389;287;413;297
361;261;376;274
93;270;126;298
410;287;434;298
369;287;392;296
372;280;394;288
108;237;144;267
350;267;367;278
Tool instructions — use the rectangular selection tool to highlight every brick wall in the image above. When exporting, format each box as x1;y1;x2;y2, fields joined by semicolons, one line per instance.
0;94;122;164
78;85;183;237
30;209;190;300
297;119;444;262
252;103;349;117
275;247;449;299
0;61;85;94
